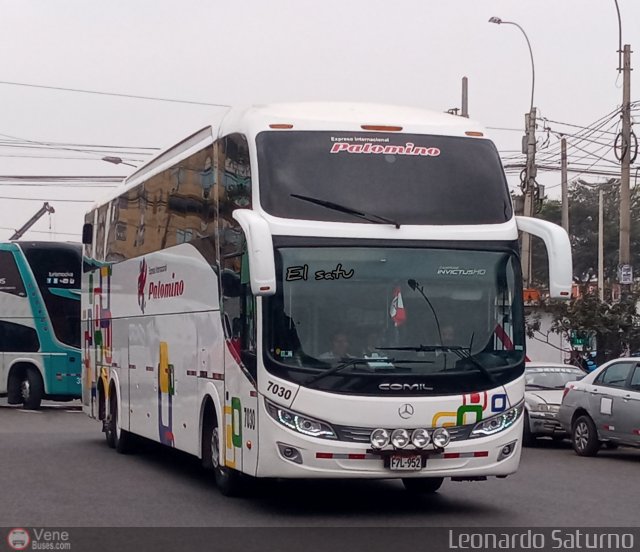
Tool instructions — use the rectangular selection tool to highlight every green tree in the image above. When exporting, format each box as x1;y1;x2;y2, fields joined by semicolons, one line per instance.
520;179;640;364
524;179;640;285
537;288;640;365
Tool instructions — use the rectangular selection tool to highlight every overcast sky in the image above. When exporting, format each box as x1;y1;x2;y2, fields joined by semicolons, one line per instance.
1;0;639;241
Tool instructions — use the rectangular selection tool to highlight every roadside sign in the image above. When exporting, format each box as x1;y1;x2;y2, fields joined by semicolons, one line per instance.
618;264;633;285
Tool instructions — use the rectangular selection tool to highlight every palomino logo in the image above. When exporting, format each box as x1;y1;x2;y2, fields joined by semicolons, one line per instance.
137;259;185;313
379;383;434;392
148;276;185;300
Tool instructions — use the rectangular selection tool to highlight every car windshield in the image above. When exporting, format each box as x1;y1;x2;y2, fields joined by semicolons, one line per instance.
525;367;584;389
264;245;525;395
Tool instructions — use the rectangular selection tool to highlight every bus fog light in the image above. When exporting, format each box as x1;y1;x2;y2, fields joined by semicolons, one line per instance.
432;427;451;448
411;428;431;449
390;428;410;449
370;428;390;449
498;440;517;461
277;442;303;464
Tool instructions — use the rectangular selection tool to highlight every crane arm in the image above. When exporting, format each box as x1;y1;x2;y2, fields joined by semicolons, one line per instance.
9;202;55;240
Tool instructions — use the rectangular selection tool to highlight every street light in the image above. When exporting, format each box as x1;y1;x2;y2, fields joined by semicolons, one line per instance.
488;16;535;111
489;16;538;288
102;156;137;168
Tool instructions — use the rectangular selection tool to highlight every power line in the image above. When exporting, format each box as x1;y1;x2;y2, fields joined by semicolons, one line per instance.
0;195;95;203
0;80;230;108
0;175;123;181
486;126;524;132
0;226;80;237
0;154;145;162
0;138;159;151
0;131;143;165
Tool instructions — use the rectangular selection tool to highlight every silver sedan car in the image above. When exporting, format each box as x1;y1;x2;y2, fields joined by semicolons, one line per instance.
558;358;640;456
524;362;586;446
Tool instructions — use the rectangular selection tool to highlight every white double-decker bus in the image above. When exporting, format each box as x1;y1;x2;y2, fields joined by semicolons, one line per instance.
81;103;572;495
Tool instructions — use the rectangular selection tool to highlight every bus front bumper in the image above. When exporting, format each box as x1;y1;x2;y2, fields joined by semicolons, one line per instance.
255;411;523;479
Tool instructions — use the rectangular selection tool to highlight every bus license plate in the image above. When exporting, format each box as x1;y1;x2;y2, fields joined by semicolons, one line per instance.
389;455;423;471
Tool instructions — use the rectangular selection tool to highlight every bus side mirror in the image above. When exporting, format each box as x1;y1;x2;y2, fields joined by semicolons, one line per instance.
516;216;572;299
82;223;93;245
232;209;276;296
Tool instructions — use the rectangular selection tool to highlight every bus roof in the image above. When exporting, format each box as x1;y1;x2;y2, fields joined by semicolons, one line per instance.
220;102;488;137
88;102;490;211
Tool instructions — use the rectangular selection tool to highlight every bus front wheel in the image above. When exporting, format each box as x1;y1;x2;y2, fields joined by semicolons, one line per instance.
20;367;44;410
202;410;244;497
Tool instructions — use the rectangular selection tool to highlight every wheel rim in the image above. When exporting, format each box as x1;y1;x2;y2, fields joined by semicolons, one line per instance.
211;427;220;469
20;379;30;401
575;421;589;451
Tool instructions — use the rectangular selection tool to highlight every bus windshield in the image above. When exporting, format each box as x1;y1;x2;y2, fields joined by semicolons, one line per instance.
256;131;512;225
264;246;525;395
21;243;81;349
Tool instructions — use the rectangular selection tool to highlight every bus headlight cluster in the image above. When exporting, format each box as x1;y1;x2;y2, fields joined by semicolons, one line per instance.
370;427;448;450
470;401;524;438
265;400;337;439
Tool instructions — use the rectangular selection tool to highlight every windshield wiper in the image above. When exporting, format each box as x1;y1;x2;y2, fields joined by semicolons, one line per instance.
378;345;465;353
306;357;398;387
380;344;497;385
526;384;558;390
291;193;400;228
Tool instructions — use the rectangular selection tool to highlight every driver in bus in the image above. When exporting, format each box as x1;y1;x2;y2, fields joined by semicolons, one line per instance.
319;331;352;361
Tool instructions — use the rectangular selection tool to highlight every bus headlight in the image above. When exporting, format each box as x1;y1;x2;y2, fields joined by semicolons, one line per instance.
265;400;337;439
411;428;431;449
370;428;391;449
470;401;524;438
432;427;451;448
390;428;410;449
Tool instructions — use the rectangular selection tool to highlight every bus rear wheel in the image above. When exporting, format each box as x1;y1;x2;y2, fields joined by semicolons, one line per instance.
21;367;44;410
202;411;244;497
402;477;444;494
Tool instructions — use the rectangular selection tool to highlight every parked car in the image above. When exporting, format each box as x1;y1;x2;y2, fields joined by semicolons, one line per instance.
523;362;586;446
558;358;640;456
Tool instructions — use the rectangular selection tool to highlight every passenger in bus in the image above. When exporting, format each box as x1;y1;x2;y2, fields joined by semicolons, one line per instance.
362;330;383;357
319;331;352;361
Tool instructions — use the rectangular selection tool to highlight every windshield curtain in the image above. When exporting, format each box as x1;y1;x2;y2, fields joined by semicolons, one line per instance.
264;246;525;396
256;131;512;225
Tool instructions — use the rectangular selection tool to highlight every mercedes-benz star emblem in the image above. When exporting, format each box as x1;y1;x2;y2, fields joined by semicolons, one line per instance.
398;403;415;419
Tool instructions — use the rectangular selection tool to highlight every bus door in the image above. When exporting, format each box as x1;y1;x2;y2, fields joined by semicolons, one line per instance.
220;247;259;476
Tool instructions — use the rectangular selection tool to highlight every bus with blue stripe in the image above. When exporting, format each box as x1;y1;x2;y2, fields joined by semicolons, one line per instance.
0;241;82;409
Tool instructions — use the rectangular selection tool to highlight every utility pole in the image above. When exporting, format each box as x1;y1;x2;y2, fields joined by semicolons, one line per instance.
461;77;469;118
599;188;604;302
618;44;632;289
561;137;569;233
521;107;537;287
